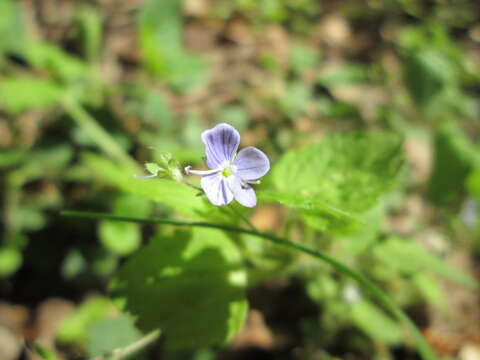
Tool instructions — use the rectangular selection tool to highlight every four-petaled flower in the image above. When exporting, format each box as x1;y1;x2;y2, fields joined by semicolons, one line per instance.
185;123;270;207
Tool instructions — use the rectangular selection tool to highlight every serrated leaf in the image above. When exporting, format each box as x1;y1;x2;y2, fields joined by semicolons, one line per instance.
110;228;248;350
270;133;403;229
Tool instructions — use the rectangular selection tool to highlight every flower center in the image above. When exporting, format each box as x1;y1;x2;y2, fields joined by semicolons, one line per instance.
220;161;236;178
222;168;232;177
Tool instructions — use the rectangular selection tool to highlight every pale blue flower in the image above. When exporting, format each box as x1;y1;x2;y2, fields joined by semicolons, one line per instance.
185;123;270;207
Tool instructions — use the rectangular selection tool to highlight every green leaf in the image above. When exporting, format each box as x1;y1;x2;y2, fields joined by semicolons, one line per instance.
428;122;480;205
16;207;46;232
289;42;320;74
126;88;174;131
317;64;369;87
271;133;403;227
403;49;454;109
277;81;312;118
340;203;385;256
98;221;141;256
75;5;103;63
259;191;359;232
7;146;73;186
56;297;111;344
82;153;226;221
86;316;141;356
113;194;152;218
215;105;249;132
163;52;207;92
0;77;62;114
32;343;58;360
110;228;248;350
0;0;25;54
138;0;207;91
352;300;404;345
0;247;22;277
61;249;87;279
397;24;461;65
0;149;27;168
373;237;477;289
467;171;480;203
413;273;445;309
24;42;88;84
306;274;339;302
99;194;151;256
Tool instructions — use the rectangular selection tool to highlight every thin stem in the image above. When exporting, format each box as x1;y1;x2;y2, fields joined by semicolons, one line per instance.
61;210;437;360
90;329;161;360
227;205;256;231
61;96;139;172
181;180;203;192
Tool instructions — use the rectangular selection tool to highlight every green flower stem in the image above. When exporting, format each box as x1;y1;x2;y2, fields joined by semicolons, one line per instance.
61;96;140;172
61;210;438;360
226;205;256;231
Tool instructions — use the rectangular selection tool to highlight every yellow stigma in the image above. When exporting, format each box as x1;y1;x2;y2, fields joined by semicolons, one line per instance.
222;168;232;177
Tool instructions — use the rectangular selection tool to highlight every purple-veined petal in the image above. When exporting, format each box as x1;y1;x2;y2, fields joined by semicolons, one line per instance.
201;173;234;206
201;123;240;169
233;146;270;180
228;176;257;208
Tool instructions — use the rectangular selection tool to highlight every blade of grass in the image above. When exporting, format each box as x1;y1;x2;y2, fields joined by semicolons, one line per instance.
61;210;438;360
61;96;140;172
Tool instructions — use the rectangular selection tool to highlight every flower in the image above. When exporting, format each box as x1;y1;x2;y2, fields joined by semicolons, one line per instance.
185;123;270;207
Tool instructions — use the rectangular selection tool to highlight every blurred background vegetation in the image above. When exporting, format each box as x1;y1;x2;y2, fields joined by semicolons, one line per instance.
0;0;480;359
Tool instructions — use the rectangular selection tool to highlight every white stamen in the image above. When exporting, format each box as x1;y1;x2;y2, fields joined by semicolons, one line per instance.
185;166;222;176
134;174;157;179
